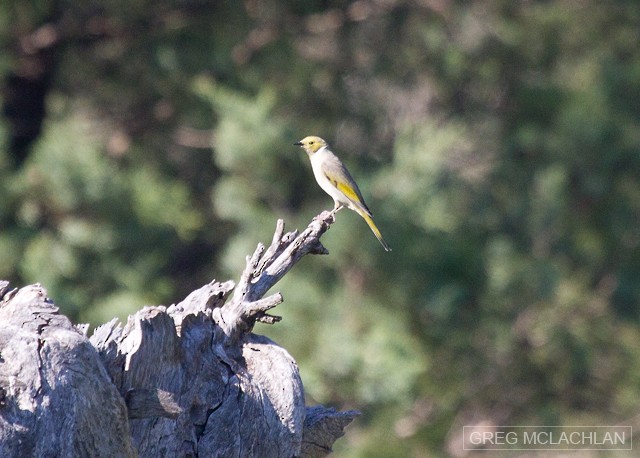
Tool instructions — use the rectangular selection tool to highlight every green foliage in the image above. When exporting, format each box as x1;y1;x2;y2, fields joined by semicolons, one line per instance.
2;0;640;455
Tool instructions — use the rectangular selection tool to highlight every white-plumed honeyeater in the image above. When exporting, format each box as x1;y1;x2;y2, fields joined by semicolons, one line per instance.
294;135;391;251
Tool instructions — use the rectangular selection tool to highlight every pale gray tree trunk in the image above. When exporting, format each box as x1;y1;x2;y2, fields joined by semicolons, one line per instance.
0;214;358;457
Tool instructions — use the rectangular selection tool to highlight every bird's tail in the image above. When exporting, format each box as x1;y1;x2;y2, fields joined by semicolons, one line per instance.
359;211;392;252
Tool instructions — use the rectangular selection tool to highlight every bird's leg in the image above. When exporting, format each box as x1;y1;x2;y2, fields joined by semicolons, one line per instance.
330;202;344;215
328;202;344;222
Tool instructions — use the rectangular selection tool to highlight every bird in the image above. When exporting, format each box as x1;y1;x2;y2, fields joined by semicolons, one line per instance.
294;135;391;251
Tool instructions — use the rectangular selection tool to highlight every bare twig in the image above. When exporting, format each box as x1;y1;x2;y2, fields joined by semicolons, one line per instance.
218;211;333;339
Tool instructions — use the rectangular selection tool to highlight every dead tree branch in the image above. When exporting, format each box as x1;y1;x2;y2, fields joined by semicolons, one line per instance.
0;213;358;457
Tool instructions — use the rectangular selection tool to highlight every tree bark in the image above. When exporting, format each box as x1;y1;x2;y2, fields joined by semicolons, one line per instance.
0;213;359;457
0;281;135;457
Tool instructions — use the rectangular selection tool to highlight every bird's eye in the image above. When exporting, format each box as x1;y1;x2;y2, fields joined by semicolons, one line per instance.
309;141;314;145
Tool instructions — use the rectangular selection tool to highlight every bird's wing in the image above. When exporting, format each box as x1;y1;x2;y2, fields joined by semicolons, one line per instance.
321;152;372;216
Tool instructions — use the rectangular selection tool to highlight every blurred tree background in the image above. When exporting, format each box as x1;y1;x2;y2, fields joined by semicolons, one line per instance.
1;0;640;456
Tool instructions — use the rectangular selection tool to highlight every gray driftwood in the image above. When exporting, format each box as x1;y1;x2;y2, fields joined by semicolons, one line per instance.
0;213;359;457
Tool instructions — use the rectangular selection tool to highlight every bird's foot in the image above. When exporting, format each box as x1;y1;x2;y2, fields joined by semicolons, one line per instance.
328;205;344;223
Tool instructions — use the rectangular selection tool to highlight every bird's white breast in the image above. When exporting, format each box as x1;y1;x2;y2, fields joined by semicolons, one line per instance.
309;146;345;204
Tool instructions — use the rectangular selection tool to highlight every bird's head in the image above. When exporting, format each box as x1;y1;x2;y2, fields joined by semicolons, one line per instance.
294;135;327;155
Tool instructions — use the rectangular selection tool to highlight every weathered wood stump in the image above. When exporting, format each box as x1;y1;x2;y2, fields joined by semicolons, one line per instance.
0;214;359;457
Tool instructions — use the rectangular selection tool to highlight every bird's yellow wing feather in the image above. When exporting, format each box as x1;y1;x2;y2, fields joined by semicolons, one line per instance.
334;180;362;204
321;153;371;214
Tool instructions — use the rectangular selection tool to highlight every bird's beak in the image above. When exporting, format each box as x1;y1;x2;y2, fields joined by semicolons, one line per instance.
293;141;302;146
